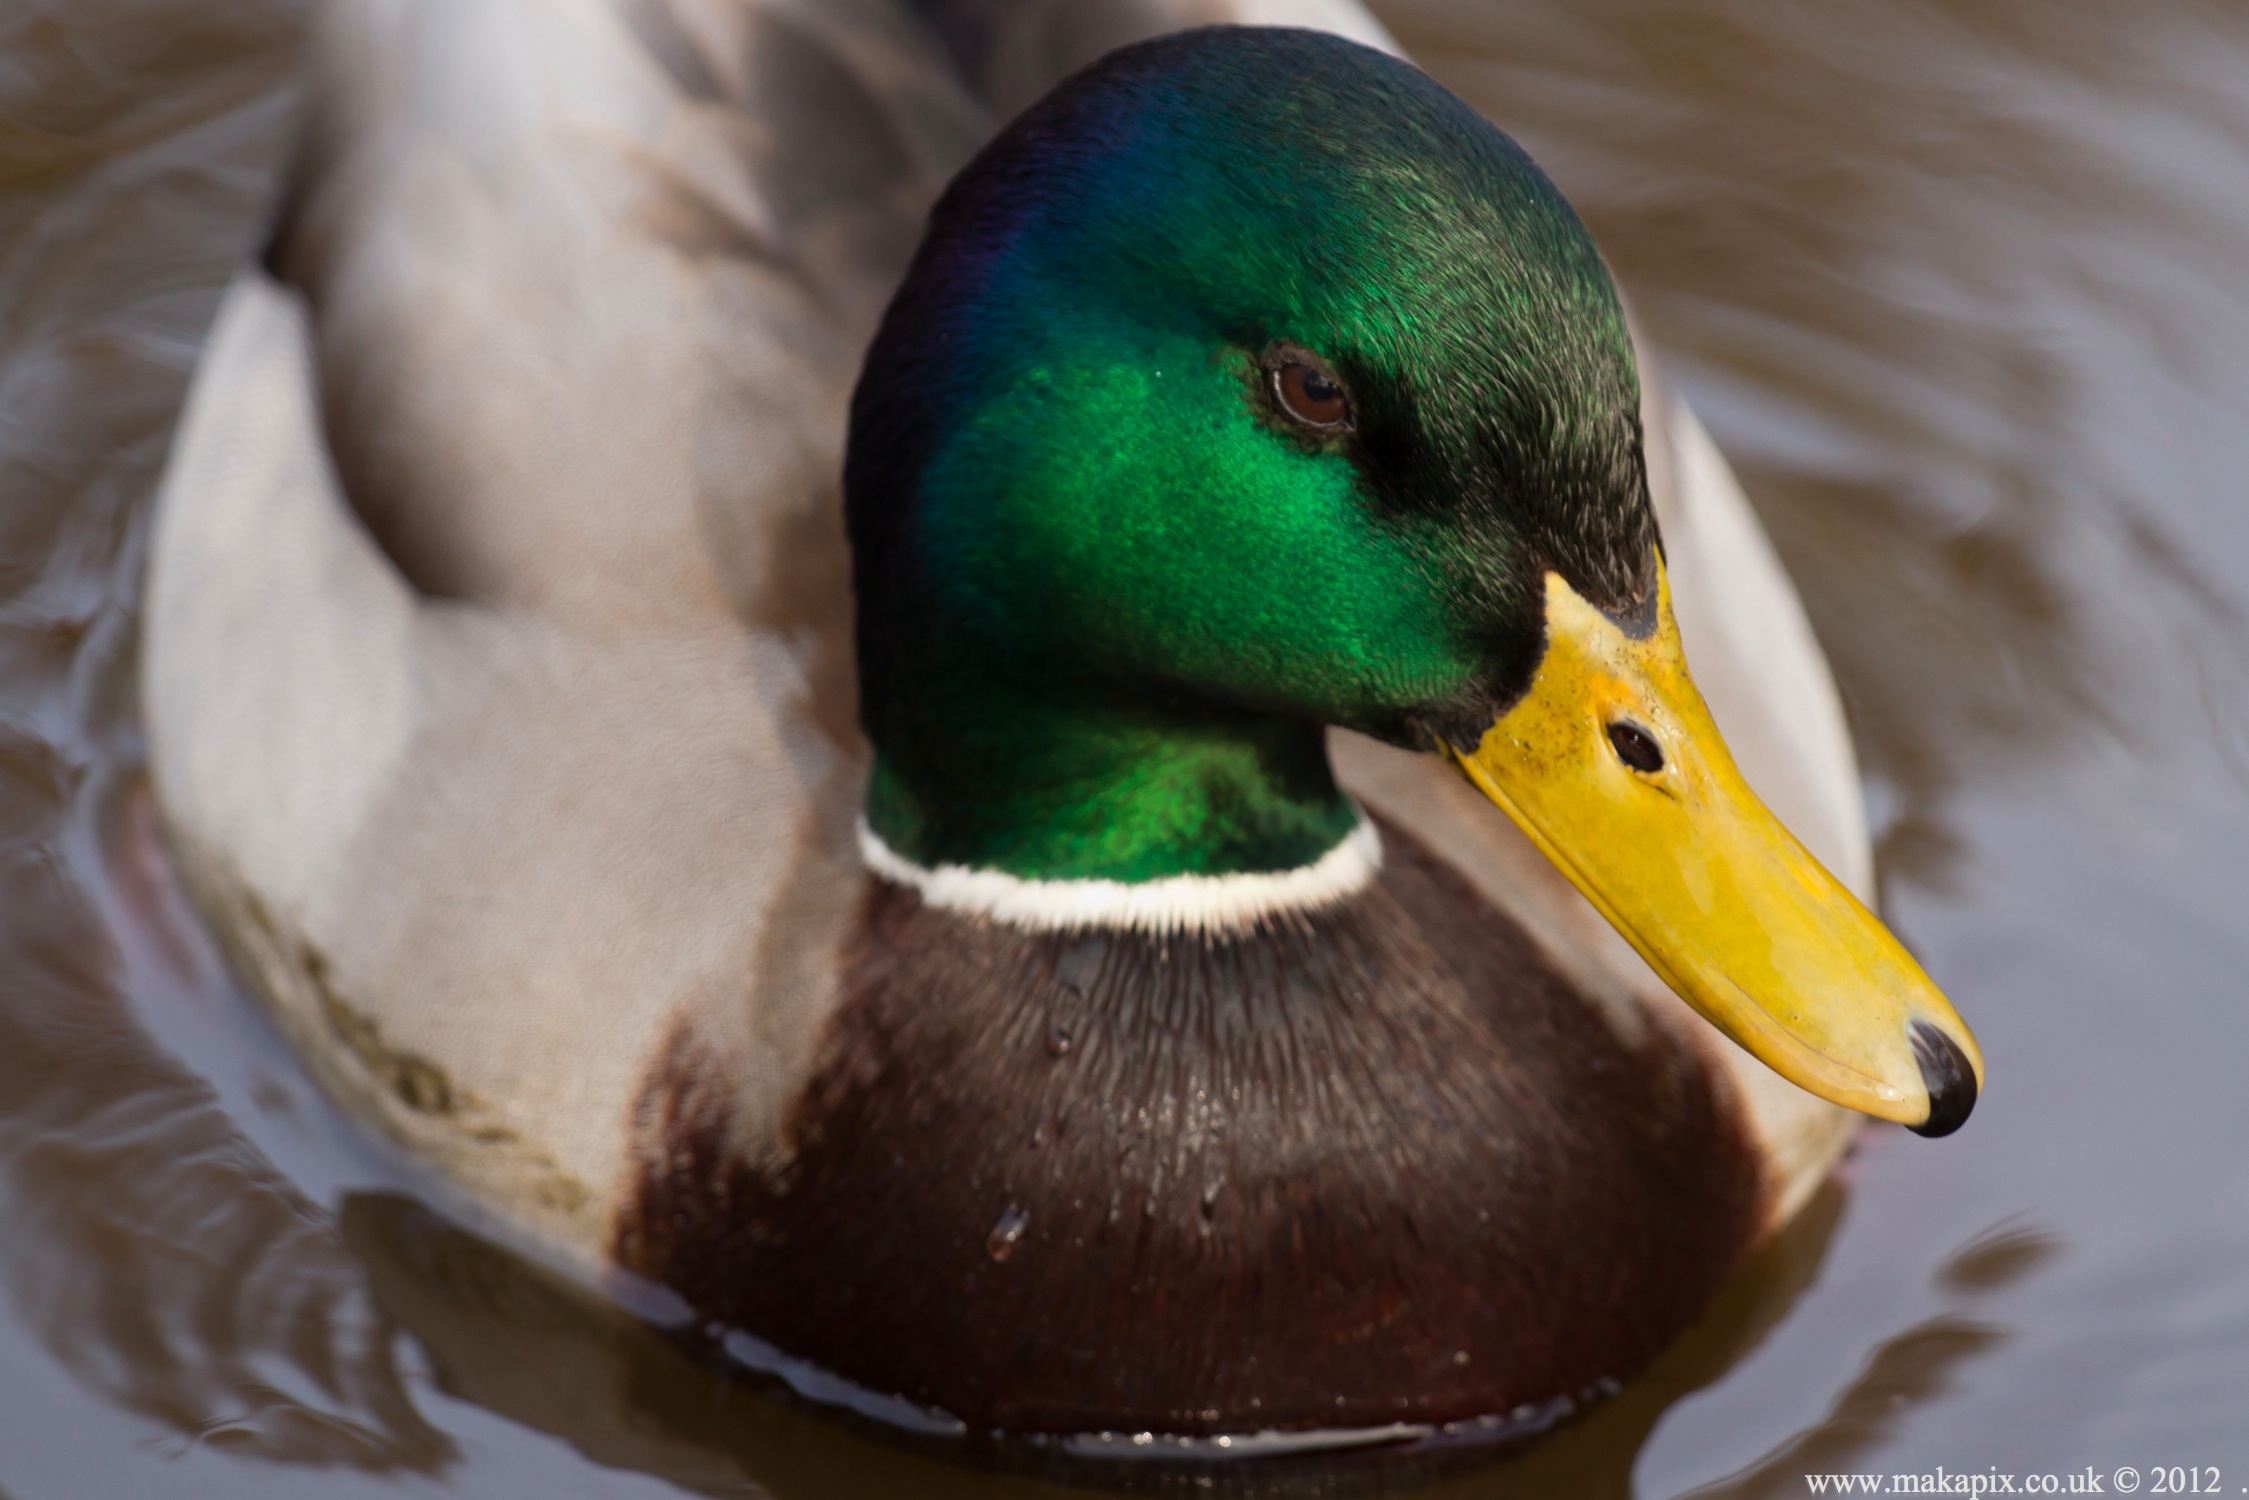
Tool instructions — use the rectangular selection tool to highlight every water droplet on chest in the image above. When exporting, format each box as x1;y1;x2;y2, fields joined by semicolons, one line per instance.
986;1204;1031;1262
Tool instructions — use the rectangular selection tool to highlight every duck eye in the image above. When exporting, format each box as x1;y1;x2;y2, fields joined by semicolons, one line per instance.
1270;358;1352;430
1608;720;1664;773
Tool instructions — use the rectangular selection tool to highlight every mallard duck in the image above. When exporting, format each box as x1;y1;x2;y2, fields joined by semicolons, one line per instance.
142;0;1981;1452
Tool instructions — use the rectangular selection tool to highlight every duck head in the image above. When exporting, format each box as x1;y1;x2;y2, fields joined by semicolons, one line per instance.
845;26;1979;1135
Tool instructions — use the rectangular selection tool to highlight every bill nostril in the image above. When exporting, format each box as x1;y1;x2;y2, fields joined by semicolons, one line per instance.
1607;720;1664;773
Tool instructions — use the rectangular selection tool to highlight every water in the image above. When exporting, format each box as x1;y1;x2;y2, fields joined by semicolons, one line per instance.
6;0;2249;1494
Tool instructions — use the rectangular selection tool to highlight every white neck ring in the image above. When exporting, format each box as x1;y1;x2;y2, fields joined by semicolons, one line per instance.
855;818;1383;936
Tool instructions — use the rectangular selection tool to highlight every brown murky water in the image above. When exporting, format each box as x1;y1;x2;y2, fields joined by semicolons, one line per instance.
7;0;2249;1494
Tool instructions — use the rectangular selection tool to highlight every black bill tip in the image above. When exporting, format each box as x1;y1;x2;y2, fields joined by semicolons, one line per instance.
1906;1020;1978;1138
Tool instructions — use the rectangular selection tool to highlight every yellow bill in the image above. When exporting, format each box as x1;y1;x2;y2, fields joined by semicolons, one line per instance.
1449;564;1982;1135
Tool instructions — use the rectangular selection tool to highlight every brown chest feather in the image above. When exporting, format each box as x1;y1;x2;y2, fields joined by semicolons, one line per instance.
615;822;1763;1436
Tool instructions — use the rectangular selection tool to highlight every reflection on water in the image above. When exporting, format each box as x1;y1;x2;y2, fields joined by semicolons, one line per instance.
7;0;2249;1495
1681;1224;2058;1500
1684;1317;2005;1500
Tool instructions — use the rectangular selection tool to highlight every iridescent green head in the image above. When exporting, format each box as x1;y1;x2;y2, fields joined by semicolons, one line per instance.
845;25;1655;881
